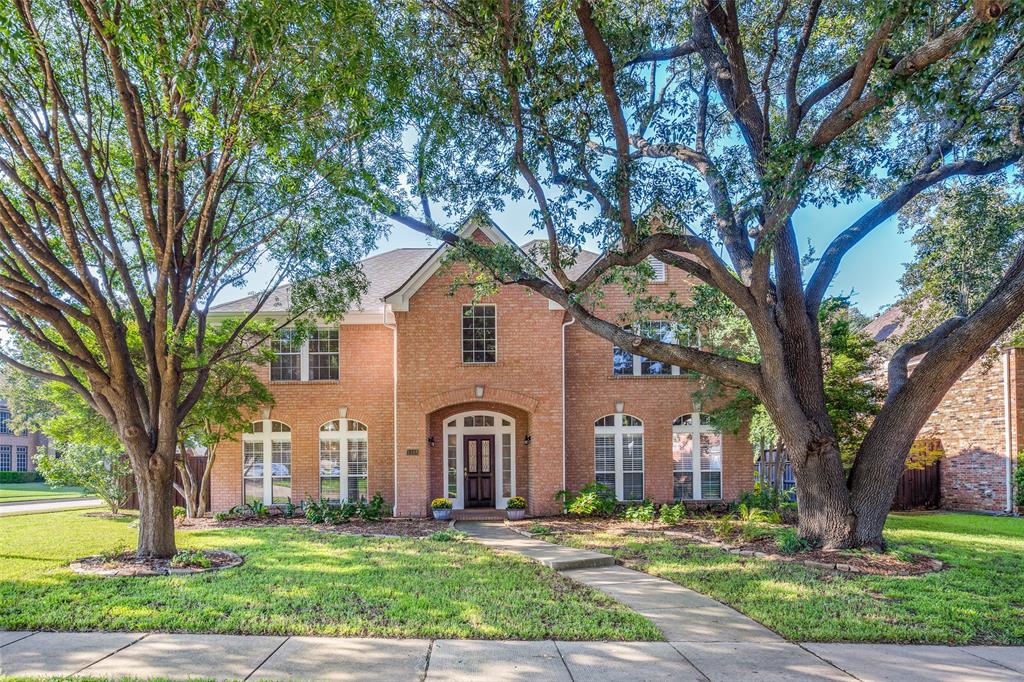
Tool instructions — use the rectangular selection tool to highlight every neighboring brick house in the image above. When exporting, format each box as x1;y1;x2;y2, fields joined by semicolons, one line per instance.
0;398;47;473
207;218;753;516
865;307;1022;513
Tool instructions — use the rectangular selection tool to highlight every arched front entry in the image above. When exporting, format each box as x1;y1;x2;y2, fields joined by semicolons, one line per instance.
442;410;517;510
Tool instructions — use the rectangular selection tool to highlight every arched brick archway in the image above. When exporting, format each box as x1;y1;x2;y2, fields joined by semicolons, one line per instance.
420;386;539;416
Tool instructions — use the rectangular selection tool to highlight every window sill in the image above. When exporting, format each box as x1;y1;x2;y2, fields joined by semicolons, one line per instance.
269;379;341;385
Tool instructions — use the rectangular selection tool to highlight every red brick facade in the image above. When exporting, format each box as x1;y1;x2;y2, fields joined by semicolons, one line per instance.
209;226;755;516
915;347;1023;513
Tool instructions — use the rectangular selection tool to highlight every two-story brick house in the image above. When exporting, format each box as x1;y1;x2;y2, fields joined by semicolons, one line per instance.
207;218;753;516
0;398;47;474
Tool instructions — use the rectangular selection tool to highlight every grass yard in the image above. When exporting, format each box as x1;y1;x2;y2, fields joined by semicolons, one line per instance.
0;510;660;640
551;512;1024;644
0;482;89;503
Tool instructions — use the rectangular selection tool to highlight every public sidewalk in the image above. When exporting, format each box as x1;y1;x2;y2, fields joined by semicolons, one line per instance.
0;497;103;516
2;630;1023;680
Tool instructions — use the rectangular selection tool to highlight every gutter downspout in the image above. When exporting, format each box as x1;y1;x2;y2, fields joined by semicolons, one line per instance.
562;316;576;502
384;306;399;517
1003;349;1014;514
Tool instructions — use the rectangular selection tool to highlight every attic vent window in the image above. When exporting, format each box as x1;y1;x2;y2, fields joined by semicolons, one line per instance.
647;256;666;282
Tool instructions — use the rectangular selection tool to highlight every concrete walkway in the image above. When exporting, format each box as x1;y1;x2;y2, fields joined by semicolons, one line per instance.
457;521;779;643
2;631;1023;680
0;496;103;516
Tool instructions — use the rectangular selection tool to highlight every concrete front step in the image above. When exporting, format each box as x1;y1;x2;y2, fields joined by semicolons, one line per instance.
452;509;508;521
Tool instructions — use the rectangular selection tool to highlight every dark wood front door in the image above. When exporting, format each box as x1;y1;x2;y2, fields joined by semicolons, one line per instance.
464;434;495;508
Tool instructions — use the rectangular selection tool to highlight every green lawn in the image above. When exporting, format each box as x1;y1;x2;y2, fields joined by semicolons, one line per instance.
0;482;90;503
0;510;660;640
551;512;1024;644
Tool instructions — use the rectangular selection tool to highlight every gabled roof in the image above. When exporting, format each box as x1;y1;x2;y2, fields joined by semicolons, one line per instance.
210;248;433;316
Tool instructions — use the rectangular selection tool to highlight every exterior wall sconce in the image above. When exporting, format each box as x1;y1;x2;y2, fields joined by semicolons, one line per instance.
614;401;624;413
475;384;485;399
524;434;532;445
427;436;436;448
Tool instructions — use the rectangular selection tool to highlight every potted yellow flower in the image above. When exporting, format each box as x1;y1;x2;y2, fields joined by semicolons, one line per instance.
506;496;527;520
431;498;453;520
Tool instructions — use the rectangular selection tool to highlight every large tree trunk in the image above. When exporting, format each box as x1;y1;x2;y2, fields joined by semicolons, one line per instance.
788;439;858;549
133;449;177;559
197;447;217;518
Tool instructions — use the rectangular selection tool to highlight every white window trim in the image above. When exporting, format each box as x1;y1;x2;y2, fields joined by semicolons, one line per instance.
15;446;28;472
271;328;340;382
0;445;10;471
461;304;497;365
241;420;292;505
319;419;369;502
672;412;723;501
614;321;705;377
442;411;516;509
594;413;645;501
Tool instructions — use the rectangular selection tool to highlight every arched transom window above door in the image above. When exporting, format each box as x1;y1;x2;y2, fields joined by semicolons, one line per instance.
319;419;369;503
672;413;722;500
594;414;644;501
242;420;291;505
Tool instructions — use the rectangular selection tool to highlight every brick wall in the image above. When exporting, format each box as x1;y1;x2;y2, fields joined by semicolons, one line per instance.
564;259;753;504
210;324;396;512
916;347;1022;513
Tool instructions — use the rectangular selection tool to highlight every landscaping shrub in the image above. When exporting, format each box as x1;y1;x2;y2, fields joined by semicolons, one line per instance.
0;471;42;483
658;502;686;525
213;511;231;522
431;497;452;510
282;499;300;518
528;524;552;535
170;549;212;569
556;482;616;516
326;502;357;524
735;503;771;524
1015;456;1024;508
172;506;186;521
623;500;656;523
357;492;386;521
712;516;737;540
776;528;813;554
304;497;330;524
507;496;527;510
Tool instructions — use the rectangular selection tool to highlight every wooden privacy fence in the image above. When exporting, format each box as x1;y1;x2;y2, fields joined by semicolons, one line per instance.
756;443;942;511
122;454;210;511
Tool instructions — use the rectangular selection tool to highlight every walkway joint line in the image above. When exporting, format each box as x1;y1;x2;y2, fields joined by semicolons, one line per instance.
245;634;291;681
73;631;149;677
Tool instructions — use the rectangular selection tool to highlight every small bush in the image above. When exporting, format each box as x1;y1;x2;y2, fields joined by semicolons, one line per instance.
507;496;527;510
98;541;129;563
326;502;357;524
172;506;186;520
431;497;453;510
357;492;386;521
557;482;616;516
170;549;212;569
712;516;737;540
735;503;771;524
430;529;467;542
776;528;813;554
303;497;330;524
623;500;656;523
282;499;299;518
528;524;551;535
658;502;686;525
213;511;230;522
740;521;772;543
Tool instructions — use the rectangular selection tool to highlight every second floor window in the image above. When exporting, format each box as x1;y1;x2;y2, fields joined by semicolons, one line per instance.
0;410;10;434
309;329;340;381
613;321;693;376
271;329;340;382
462;305;496;364
271;332;302;381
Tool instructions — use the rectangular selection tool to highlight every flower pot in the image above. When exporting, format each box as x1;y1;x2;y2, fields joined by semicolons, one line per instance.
433;508;452;520
506;509;526;521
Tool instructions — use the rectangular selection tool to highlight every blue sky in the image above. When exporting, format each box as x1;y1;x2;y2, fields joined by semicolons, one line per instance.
367;197;912;317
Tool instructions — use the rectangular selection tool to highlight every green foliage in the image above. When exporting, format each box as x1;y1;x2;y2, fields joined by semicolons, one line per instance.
735;503;771;524
740;484;792;513
172;507;186;521
234;501;269;519
506;496;527;510
658;502;686;525
429;530;467;542
557;483;616;516
98;541;130;564
33;444;132;514
325;502;358;524
528;524;552;535
212;512;231;522
431;497;453;510
357;492;387;521
170;549;212;570
897;181;1024;346
1014;458;1024;508
712;517;737;541
304;497;331;524
623;500;657;523
776;528;814;554
0;472;42;484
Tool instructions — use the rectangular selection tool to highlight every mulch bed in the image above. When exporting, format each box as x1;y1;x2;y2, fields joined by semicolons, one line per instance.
509;517;942;576
179;515;449;538
70;549;243;577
